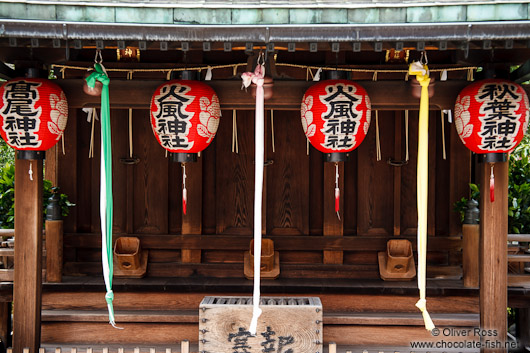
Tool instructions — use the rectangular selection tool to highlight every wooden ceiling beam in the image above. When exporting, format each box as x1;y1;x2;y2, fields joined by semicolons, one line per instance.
57;79;475;111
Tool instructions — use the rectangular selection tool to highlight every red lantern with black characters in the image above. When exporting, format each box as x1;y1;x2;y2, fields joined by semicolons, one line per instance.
150;74;221;214
0;78;68;160
455;78;529;201
301;76;371;218
150;78;220;160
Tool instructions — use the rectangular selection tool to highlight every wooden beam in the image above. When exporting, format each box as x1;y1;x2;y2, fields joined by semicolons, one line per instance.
64;233;462;252
479;161;508;353
13;157;43;353
56;79;473;111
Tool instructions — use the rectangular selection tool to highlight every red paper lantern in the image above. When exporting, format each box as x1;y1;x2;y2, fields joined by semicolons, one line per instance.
301;78;371;218
150;79;220;159
301;79;371;159
455;79;529;156
0;78;68;159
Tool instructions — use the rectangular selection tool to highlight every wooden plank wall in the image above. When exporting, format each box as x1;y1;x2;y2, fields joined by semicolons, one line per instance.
54;104;470;279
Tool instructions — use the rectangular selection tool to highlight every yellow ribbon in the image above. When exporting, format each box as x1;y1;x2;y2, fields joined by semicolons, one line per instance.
409;62;435;332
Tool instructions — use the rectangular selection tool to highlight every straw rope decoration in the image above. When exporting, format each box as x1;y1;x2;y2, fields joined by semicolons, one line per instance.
51;63;477;80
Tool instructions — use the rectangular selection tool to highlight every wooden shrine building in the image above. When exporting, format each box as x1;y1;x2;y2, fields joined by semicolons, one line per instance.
0;0;530;352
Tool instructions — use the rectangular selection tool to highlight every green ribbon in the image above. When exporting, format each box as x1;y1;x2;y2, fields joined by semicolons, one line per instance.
86;64;118;327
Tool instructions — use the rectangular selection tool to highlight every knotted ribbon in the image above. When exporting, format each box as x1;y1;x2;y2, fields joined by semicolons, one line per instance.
409;61;435;332
86;64;121;329
242;62;265;335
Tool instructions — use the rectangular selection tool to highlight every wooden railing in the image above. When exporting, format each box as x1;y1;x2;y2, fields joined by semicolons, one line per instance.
6;342;451;353
508;234;530;288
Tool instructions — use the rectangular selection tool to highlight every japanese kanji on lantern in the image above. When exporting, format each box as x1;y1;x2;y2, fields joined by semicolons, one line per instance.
0;77;68;160
301;76;371;218
150;74;221;214
455;78;529;201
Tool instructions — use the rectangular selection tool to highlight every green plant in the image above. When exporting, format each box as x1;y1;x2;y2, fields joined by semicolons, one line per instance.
454;183;480;223
454;134;530;233
0;163;74;229
0;139;15;167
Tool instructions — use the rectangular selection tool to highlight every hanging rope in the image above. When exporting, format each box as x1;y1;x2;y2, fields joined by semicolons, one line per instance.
408;58;435;332
182;163;187;215
241;53;266;336
490;164;495;202
86;60;121;330
334;162;340;221
405;110;409;162
61;134;65;155
375;111;381;161
126;73;134;158
28;161;33;181
232;110;239;154
441;114;446;160
270;110;275;153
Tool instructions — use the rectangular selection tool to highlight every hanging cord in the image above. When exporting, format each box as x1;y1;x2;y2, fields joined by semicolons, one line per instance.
467;68;474;81
29;161;33;181
182;163;187;215
61;133;65;155
405;110;409;162
242;52;266;335
90;108;97;158
86;56;122;330
375;111;381;161
409;56;435;332
335;162;340;221
270;110;275;153
127;73;134;158
441;113;446;160
232;110;239;154
490;163;495;202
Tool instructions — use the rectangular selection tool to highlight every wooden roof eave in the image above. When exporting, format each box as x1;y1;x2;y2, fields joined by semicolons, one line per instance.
58;79;482;111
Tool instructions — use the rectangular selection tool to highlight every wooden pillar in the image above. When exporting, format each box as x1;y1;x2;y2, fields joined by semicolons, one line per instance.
181;159;202;263
45;220;63;283
479;161;508;353
13;157;43;353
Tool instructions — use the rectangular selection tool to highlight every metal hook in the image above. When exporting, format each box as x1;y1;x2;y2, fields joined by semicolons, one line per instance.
257;50;265;66
94;49;103;64
420;51;428;65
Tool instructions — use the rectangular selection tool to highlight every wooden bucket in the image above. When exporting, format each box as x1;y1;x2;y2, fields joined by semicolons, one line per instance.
114;237;141;270
386;239;412;273
249;239;275;272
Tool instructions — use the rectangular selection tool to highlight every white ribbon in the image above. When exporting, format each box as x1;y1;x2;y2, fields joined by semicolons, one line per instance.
313;68;322;82
242;60;265;335
83;107;99;123
205;66;212;81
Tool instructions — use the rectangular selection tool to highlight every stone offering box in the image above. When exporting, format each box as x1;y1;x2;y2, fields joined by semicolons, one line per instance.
199;296;323;353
